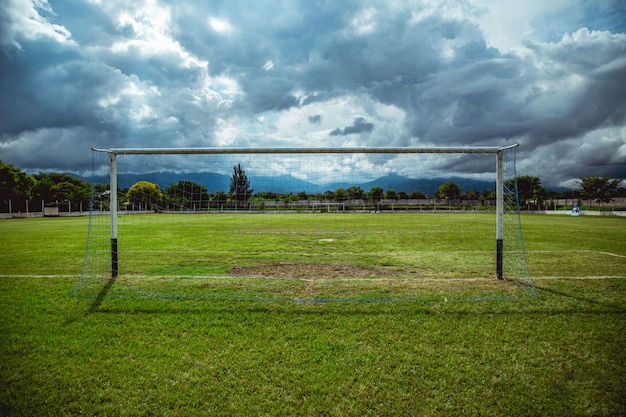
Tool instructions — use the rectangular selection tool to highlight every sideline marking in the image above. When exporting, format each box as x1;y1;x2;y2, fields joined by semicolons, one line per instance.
0;274;77;279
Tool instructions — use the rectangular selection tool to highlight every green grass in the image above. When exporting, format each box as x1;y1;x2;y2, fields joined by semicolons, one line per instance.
523;215;626;278
1;214;625;416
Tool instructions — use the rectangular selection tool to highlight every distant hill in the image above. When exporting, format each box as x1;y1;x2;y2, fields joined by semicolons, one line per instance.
84;171;495;195
87;172;230;191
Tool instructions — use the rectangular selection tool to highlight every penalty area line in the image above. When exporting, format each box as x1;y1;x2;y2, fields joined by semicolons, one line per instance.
528;250;626;258
598;251;626;259
532;275;626;280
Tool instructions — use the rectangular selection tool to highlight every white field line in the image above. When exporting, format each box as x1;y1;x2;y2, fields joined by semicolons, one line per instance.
527;250;626;258
3;274;624;281
598;252;626;259
1;274;493;281
0;274;77;278
0;250;85;257
532;276;626;280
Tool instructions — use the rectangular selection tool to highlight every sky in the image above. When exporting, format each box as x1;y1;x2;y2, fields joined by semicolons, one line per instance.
1;0;625;188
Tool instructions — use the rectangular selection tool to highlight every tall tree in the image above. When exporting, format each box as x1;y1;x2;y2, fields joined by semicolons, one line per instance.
50;181;83;206
506;176;542;208
229;164;253;205
348;186;364;199
436;182;460;199
213;190;228;208
368;186;384;202
126;181;162;210
385;189;399;200
464;189;480;200
0;160;36;212
0;160;36;201
482;188;496;200
164;180;210;210
334;187;349;201
33;172;90;209
579;176;623;204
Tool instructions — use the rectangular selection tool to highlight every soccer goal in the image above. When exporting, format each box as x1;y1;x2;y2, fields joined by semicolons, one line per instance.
76;145;534;302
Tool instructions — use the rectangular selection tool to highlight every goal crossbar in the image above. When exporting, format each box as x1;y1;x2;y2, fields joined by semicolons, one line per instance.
93;145;518;156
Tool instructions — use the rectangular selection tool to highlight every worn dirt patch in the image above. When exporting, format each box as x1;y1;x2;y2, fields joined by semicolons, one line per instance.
228;262;392;279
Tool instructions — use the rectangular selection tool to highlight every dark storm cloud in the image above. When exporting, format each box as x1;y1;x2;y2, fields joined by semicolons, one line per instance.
329;118;375;136
0;0;624;187
393;29;626;162
0;43;118;136
236;75;301;113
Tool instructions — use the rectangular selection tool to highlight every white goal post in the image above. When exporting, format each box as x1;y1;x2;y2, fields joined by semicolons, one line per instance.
93;145;519;281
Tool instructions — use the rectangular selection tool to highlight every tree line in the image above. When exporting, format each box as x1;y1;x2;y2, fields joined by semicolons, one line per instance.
0;161;91;212
1;160;624;213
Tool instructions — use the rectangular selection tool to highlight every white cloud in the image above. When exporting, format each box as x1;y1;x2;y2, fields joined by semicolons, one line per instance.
108;2;207;70
208;17;233;33
1;0;74;50
468;0;583;52
262;60;274;71
348;7;378;35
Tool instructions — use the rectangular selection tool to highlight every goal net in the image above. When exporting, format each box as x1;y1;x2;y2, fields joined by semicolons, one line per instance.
75;146;534;302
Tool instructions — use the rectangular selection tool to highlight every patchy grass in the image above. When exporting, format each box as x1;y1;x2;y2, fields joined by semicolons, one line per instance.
75;212;534;300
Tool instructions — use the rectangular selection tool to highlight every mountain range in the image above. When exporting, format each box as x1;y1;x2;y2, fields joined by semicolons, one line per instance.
87;171;495;195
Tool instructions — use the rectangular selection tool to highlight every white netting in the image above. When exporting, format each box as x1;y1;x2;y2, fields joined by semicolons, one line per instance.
76;147;534;302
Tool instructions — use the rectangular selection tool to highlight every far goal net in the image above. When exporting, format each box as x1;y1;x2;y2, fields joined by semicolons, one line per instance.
76;146;534;302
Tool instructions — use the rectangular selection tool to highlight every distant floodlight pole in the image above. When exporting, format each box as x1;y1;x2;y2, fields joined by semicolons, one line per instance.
94;144;518;280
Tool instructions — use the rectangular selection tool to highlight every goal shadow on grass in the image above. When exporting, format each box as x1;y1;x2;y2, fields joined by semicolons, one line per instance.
85;278;117;315
69;277;626;318
65;278;118;324
79;278;536;316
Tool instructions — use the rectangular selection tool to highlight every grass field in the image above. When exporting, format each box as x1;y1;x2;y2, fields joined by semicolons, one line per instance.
1;214;625;416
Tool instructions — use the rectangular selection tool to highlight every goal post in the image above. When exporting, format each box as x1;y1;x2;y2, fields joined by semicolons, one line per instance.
496;148;505;280
77;145;533;302
109;151;118;278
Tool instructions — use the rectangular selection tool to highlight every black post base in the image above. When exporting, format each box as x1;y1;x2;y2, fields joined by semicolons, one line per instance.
496;239;503;280
111;238;118;278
